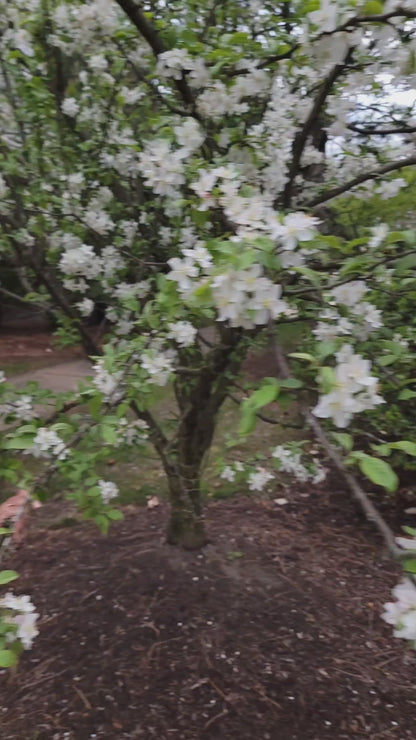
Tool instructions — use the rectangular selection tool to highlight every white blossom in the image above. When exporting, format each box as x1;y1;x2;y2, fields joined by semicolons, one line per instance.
98;479;119;504
168;321;197;347
61;97;80;117
308;0;338;33
248;467;274;492
182;243;212;269
174;118;205;154
313;346;383;427
155;49;192;79
1;595;39;650
59;244;102;280
377;178;406;200
77;298;94;317
113;281;150;300
368;223;389;249
115;418;149;446
221;466;236;482
331;281;367;308
383;578;416;643
31;428;68;460
0;593;36;614
92;359;123;401
119;86;144;105
167;256;199;293
271;212;320;250
13;395;35;421
13;612;39;650
84;209;114;235
141;350;176;386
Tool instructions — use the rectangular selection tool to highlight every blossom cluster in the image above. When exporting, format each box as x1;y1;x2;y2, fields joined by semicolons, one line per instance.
383;578;416;644
0;592;39;650
167;321;198;348
313;345;384;428
114;419;149;447
248;467;275;492
97;479;119;505
30;428;68;460
140;348;176;387
167;242;293;329
220;462;275;492
220;461;245;482
313;281;383;342
92;360;123;402
0;395;34;422
272;446;326;484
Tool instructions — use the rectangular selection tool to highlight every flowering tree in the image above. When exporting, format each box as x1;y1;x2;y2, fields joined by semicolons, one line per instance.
1;0;416;583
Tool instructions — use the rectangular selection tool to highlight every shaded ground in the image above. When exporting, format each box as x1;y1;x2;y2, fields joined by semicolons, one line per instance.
0;329;82;376
1;482;415;740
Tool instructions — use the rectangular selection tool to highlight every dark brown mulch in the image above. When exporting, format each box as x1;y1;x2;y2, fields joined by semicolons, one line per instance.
1;480;415;740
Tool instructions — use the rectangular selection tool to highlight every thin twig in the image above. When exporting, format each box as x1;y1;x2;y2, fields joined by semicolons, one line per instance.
268;324;402;560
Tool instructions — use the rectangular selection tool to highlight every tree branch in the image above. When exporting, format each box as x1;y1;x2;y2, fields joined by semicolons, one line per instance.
283;50;352;208
348;123;416;136
305;155;416;208
269;326;402;559
113;0;195;110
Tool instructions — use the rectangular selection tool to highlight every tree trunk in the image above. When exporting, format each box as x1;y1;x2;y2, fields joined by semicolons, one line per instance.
166;468;207;549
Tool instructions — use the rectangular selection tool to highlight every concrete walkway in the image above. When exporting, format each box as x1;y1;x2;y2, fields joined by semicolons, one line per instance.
12;359;92;394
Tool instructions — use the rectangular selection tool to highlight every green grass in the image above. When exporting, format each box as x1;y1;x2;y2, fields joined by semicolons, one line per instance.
1;358;57;377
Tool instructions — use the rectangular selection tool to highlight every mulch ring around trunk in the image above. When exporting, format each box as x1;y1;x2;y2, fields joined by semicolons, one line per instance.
0;483;415;740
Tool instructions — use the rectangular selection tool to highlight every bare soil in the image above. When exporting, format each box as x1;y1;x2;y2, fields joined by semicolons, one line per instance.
0;328;82;372
1;479;415;740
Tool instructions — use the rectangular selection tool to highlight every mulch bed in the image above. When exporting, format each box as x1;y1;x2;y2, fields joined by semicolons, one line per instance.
1;478;415;740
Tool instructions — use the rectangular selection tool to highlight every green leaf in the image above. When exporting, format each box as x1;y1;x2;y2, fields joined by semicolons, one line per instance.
0;570;19;585
2;436;34;450
363;0;383;13
294;266;321;287
395;253;416;275
94;515;110;534
0;528;11;536
389;441;416;456
101;425;118;444
238;409;257;436
279;377;303;389
106;509;124;521
319;366;336;394
289;352;315;363
88;393;103;419
331;432;353;452
0;649;17;668
316;342;337;361
378;354;398;367
398;389;416;400
370;443;392;457
358;455;398;493
245;380;280;411
403;559;416;574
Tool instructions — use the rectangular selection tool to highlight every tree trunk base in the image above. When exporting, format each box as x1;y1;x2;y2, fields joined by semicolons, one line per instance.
167;509;208;550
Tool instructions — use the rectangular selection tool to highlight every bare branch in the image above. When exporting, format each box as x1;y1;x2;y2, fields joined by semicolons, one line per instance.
305;155;416;208
348;123;416;136
268;326;402;560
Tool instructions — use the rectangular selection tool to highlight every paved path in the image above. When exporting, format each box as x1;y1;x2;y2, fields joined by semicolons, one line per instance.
11;359;92;394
